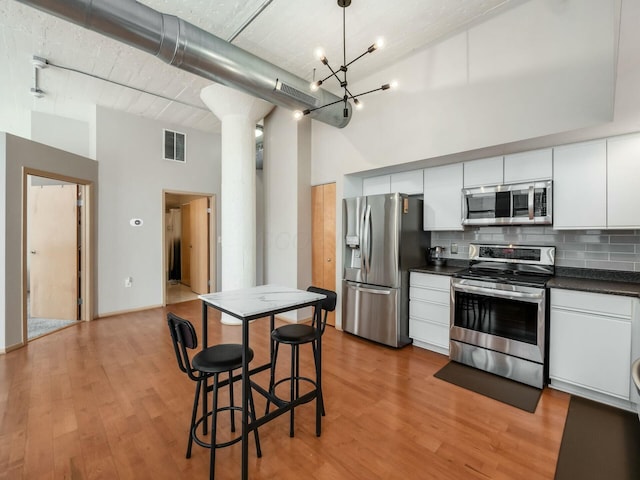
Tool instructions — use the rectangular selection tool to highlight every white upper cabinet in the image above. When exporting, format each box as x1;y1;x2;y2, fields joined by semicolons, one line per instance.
607;133;640;229
463;156;503;187
424;163;464;231
390;170;424;195
362;175;391;196
552;140;607;230
504;148;553;183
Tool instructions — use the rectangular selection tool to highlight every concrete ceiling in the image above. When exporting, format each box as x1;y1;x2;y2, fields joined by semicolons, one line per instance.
0;0;522;133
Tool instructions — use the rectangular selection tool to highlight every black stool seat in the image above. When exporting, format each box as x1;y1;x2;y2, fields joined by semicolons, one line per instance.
271;324;316;344
193;344;254;373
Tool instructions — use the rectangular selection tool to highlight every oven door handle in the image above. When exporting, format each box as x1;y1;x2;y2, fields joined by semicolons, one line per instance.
452;283;543;301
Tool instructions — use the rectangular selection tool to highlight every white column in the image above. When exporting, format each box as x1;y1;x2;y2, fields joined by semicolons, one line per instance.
201;84;274;324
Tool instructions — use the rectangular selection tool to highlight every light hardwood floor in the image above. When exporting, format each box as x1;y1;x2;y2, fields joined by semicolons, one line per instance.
0;300;570;479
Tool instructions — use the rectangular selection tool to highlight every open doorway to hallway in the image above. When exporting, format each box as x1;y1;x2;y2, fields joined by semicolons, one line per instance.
25;174;89;340
163;191;216;305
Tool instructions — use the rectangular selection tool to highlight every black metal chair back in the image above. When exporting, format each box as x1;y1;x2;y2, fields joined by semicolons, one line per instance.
167;312;200;381
307;286;337;334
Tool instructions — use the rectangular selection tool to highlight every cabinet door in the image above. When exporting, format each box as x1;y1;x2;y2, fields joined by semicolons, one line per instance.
552;140;607;230
362;175;391;196
463;156;503;187
550;307;631;400
423;163;464;231
504;148;553;183
391;170;423;195
607;134;640;228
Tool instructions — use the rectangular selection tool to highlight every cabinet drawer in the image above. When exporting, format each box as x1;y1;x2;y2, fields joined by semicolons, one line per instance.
409;299;450;325
409;317;449;348
409;286;449;305
551;289;633;318
410;272;450;290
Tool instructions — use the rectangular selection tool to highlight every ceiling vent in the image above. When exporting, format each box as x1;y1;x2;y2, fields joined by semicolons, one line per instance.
164;129;186;163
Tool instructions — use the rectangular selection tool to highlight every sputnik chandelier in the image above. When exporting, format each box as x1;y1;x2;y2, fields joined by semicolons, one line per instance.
294;0;396;120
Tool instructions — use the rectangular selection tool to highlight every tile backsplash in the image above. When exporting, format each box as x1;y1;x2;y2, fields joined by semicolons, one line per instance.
432;227;640;272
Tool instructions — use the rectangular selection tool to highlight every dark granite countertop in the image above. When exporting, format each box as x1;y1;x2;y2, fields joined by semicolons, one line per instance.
410;262;467;277
411;263;640;298
547;276;640;298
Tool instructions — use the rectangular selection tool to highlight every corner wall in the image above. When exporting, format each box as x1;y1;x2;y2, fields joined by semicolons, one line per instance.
95;107;221;316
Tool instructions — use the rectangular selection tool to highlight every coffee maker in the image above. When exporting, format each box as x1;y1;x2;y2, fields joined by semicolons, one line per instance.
428;246;446;266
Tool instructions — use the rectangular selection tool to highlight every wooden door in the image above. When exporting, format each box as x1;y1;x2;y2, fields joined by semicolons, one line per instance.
190;197;210;294
29;184;78;320
312;183;336;326
181;203;191;286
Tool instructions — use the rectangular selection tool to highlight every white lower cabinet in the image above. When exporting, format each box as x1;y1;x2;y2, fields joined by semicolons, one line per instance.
409;272;451;355
549;289;639;410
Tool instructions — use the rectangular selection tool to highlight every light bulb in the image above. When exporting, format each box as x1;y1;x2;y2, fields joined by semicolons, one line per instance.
354;98;363;110
310;80;322;91
314;47;325;60
293;110;303;120
390;80;398;89
375;37;385;49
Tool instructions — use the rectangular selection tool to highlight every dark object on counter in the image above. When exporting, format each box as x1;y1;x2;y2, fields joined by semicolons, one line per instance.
428;246;447;266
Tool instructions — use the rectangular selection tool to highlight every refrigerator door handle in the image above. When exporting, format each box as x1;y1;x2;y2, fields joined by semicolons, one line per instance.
363;204;372;274
349;284;391;295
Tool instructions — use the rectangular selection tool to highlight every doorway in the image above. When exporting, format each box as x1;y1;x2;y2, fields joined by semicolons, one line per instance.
163;191;216;305
23;171;92;341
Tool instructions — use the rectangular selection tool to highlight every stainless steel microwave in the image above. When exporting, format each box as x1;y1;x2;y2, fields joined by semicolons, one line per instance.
462;180;552;226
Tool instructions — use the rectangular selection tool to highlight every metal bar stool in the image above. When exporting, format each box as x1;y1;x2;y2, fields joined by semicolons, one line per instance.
265;286;337;437
167;313;261;479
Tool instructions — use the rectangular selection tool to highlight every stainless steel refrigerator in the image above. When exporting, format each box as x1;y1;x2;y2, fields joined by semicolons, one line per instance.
342;193;428;347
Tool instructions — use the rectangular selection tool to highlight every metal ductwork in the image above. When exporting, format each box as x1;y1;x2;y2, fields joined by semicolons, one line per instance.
16;0;351;128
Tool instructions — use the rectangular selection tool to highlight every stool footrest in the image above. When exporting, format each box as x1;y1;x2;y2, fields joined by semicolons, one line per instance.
191;406;244;450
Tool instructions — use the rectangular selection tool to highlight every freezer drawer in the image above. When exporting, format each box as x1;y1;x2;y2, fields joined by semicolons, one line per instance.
342;280;410;348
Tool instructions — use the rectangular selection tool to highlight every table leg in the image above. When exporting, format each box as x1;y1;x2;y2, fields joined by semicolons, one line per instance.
315;301;322;437
201;301;208;435
241;317;249;480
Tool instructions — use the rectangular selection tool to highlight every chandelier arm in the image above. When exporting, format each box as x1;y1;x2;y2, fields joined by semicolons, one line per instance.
320;64;342;85
349;85;386;99
344;49;371;69
303;96;346;115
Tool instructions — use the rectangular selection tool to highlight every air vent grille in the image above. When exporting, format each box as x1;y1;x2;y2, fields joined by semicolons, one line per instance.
164;129;186;163
274;80;317;106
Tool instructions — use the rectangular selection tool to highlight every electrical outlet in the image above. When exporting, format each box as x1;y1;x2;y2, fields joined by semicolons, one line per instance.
451;243;458;255
125;277;133;288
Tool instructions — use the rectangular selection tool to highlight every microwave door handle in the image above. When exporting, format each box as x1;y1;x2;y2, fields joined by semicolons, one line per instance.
528;185;534;220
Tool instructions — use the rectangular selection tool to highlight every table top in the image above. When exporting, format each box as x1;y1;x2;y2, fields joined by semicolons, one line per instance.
198;284;326;319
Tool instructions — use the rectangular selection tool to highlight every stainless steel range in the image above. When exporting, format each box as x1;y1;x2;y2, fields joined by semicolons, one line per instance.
450;244;555;388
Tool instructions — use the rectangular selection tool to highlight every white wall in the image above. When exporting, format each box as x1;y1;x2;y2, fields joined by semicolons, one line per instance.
0;133;99;351
96;107;221;316
31;110;94;159
263;109;312;321
311;0;620;184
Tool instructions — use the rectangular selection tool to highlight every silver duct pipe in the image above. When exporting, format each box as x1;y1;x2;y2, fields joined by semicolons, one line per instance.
16;0;351;128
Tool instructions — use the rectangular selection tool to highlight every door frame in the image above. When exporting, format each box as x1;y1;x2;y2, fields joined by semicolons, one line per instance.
22;167;94;343
162;189;216;305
